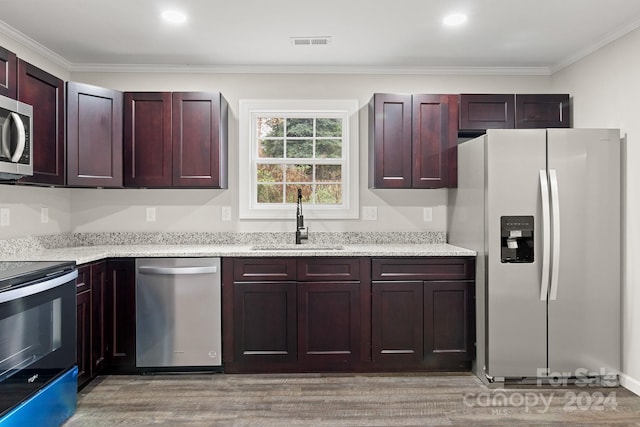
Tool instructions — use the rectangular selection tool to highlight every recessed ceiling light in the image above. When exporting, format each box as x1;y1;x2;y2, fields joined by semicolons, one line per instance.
161;10;187;24
443;13;467;27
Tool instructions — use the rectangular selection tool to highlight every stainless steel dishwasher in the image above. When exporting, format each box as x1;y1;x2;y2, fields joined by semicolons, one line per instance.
135;257;221;368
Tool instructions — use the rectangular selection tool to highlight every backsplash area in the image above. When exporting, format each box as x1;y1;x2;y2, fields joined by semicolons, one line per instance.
0;231;446;257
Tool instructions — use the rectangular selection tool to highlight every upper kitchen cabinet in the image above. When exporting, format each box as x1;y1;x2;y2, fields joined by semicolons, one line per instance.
67;82;123;187
459;94;515;133
0;46;17;99
515;94;570;129
459;93;570;134
17;60;65;186
369;93;458;189
124;91;228;188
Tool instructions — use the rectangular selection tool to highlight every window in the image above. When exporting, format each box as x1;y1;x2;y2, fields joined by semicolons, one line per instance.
239;99;359;219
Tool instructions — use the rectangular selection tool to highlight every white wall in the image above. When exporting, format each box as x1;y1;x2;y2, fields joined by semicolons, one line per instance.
551;26;640;396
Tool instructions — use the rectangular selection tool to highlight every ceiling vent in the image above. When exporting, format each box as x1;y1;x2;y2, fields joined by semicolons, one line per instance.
291;36;332;46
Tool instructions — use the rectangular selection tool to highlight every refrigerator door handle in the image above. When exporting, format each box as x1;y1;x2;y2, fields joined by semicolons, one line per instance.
539;170;551;301
549;169;561;301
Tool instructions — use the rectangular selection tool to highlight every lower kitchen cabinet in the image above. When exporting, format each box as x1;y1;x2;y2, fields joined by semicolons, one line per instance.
224;256;474;373
371;257;476;371
233;281;298;368
224;257;367;373
75;261;108;389
105;259;136;372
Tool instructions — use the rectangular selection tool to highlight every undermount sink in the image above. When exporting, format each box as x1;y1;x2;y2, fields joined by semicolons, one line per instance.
251;244;344;251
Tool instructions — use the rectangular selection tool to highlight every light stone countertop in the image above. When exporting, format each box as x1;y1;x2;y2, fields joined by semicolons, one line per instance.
0;243;475;265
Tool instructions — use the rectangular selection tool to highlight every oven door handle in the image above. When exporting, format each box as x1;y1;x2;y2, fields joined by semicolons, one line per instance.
0;270;78;304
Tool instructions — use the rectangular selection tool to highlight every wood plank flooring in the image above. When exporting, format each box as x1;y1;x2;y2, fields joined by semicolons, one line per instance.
64;373;640;426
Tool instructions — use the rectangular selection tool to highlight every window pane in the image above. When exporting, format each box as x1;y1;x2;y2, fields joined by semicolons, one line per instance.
257;117;284;138
286;140;313;158
316;139;342;158
316;118;342;137
258;140;284;158
286;164;312;182
316;184;342;204
286;118;313;137
257;184;284;203
316;165;341;182
257;164;284;182
286;184;312;203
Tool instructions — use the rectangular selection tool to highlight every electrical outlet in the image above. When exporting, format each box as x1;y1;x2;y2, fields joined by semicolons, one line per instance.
0;208;9;227
423;207;433;222
146;207;157;222
41;207;49;224
221;206;232;221
362;206;378;221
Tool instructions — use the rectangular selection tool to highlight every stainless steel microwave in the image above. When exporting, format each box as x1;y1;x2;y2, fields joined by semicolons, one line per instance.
0;94;33;180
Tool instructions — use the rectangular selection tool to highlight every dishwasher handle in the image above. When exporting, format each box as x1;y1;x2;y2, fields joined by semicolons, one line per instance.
137;265;218;276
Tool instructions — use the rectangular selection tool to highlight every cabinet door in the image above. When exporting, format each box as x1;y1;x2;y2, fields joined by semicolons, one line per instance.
123;92;172;187
233;282;298;367
17;60;65;185
424;281;475;369
172;92;228;188
91;262;107;375
369;93;412;188
459;94;515;132
76;289;92;389
105;259;136;371
371;281;423;367
0;46;17;99
67;82;123;187
298;282;360;369
412;94;458;188
515;94;570;129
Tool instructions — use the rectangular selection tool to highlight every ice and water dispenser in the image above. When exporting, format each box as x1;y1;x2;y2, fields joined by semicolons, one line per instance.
500;216;534;263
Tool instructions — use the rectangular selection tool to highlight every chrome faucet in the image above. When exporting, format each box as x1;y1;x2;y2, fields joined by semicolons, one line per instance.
295;188;308;244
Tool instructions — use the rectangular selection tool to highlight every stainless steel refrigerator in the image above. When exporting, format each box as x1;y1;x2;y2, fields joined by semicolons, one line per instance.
448;128;621;383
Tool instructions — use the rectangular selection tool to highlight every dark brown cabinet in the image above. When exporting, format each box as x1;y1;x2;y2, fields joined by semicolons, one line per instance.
0;46;17;99
76;266;92;388
225;257;366;373
17;60;65;185
75;261;109;389
459;93;570;134
105;259;136;372
66;82;123;187
371;257;475;371
124;91;228;188
369;93;458;189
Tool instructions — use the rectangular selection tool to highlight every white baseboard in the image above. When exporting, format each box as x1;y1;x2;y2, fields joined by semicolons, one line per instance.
620;373;640;396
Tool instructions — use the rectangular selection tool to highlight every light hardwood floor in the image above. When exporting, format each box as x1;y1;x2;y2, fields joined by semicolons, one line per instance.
65;373;640;426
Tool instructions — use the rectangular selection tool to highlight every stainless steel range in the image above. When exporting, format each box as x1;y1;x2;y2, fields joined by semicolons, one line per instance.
0;261;78;426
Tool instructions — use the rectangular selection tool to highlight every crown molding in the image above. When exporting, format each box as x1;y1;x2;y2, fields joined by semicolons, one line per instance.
0;20;73;69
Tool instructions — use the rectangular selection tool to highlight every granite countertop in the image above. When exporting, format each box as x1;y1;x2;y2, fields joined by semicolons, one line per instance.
0;232;476;264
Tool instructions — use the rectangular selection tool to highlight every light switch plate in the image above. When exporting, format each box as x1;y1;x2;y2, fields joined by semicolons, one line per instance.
0;208;9;227
146;207;157;222
41;207;49;224
221;206;231;221
423;207;433;222
362;206;377;221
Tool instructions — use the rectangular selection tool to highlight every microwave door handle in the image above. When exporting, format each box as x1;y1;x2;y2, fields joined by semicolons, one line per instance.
539;170;551;301
549;169;561;301
1;115;10;158
8;112;26;162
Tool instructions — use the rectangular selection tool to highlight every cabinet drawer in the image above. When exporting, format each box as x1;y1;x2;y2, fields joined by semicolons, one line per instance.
76;265;91;293
372;257;474;281
297;258;360;281
234;258;297;281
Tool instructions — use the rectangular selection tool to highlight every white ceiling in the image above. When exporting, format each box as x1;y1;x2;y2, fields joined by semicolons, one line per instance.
1;0;640;74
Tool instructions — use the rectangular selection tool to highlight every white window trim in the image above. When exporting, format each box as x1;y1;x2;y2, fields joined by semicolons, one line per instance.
239;99;359;220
